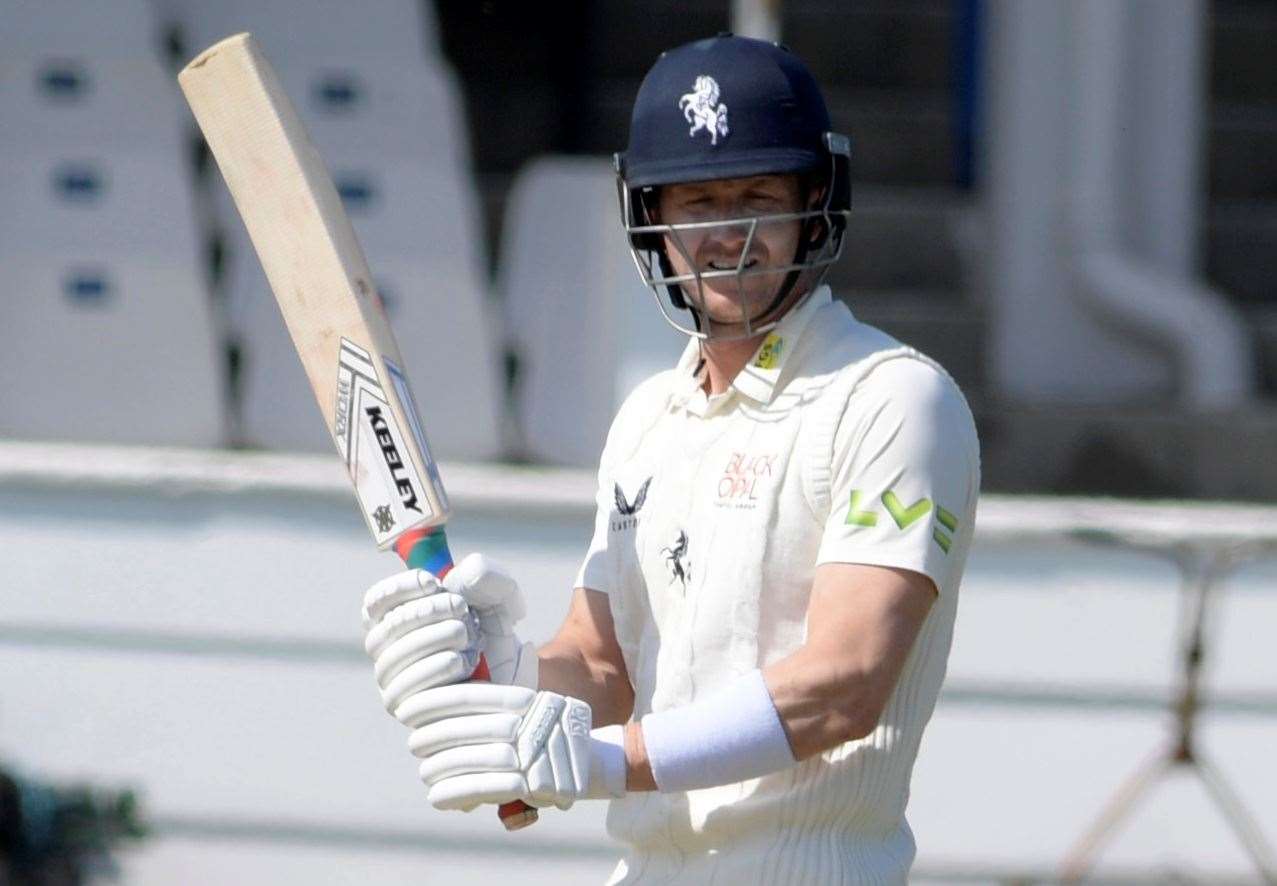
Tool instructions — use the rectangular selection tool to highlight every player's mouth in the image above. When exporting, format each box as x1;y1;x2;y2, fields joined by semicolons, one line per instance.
706;258;759;272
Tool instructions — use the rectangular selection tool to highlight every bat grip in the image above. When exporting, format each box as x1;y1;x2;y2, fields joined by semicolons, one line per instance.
395;526;539;831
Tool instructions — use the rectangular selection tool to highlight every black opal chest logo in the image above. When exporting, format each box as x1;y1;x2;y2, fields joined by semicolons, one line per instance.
611;477;651;531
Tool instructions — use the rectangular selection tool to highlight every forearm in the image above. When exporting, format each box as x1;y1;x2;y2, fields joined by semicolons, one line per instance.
763;645;882;761
536;639;635;727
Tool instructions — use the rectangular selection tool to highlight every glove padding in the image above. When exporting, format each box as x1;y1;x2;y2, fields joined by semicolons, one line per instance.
361;554;536;718
441;554;537;689
401;682;592;812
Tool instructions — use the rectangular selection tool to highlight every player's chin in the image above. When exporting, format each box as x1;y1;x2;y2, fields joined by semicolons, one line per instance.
699;293;782;332
699;276;785;312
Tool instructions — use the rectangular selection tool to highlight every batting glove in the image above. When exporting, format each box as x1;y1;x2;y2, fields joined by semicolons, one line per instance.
397;682;626;812
361;554;537;719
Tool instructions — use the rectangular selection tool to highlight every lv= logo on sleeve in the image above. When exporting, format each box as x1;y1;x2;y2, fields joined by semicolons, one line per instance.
845;489;961;553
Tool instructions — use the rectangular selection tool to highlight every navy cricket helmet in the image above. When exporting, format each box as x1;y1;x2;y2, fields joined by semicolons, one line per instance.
615;34;852;338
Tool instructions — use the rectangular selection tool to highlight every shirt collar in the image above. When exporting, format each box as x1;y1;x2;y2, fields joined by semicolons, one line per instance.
669;285;834;412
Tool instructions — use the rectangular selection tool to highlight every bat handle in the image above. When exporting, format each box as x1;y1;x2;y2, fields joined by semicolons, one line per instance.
395;526;540;832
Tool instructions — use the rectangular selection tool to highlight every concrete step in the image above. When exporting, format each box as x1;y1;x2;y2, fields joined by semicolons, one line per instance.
782;1;953;92
977;401;1277;499
842;288;986;395
579;0;730;80
829;88;954;186
1205;200;1277;304
578;0;954;89
829;185;968;290
1209;104;1277;200
1211;2;1277;103
1247;305;1277;395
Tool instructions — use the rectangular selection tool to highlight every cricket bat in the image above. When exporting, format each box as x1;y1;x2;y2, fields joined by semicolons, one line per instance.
178;32;537;830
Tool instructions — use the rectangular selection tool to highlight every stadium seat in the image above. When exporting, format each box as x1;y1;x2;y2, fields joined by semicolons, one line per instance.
271;59;470;168
159;0;439;64
0;151;203;262
0;259;225;446
0;43;226;445
165;9;498;458
222;159;502;459
0;0;163;60
500;157;686;467
235;256;502;458
0;58;184;155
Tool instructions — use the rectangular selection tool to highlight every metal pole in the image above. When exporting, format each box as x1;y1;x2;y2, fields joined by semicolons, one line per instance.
730;0;780;42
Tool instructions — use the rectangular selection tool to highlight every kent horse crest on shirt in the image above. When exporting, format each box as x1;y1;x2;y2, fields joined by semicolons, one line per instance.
660;530;691;590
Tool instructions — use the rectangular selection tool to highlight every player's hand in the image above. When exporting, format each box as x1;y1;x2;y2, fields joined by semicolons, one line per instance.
397;682;596;812
361;554;537;716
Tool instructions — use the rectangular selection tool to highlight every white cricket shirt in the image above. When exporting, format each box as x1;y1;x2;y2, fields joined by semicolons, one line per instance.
576;286;980;885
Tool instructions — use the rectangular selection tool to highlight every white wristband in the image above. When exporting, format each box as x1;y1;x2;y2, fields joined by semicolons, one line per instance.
640;669;795;793
585;724;627;799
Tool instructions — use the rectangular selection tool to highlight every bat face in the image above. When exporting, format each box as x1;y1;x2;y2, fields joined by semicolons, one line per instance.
336;338;448;546
177;33;448;547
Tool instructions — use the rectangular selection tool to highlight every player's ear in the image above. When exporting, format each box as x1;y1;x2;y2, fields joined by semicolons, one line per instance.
804;175;828;210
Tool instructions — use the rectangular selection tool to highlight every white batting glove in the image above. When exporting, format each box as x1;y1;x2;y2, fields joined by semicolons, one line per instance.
442;554;538;690
361;554;537;720
397;683;626;812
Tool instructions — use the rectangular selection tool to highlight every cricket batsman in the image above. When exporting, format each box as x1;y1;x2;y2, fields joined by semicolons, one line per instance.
361;34;980;883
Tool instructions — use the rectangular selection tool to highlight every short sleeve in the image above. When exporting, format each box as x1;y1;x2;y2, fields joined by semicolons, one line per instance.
573;433;619;594
572;370;676;595
816;359;980;594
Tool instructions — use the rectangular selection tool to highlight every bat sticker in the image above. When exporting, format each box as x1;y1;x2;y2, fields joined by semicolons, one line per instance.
384;357;449;515
335;338;434;546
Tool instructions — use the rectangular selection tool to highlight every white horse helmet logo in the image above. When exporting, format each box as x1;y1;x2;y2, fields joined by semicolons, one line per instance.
678;75;729;145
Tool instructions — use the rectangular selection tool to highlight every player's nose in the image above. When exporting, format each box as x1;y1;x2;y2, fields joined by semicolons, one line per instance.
703;216;754;258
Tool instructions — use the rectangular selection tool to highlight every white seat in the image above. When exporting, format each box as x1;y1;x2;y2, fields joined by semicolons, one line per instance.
0;0;162;59
273;59;470;168
0;58;185;156
0;150;203;265
0;259;224;446
499;157;686;467
0;49;226;445
160;0;438;64
222;157;500;458
236;255;502;459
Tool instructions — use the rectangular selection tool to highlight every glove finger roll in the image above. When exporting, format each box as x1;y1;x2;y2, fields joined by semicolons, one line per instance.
381;652;474;714
418;743;517;787
427;772;527;811
408;712;522;758
444;553;526;623
361;569;440;627
548;724;575;799
524;751;559;808
363;592;469;659
394;683;537;729
373;616;471;687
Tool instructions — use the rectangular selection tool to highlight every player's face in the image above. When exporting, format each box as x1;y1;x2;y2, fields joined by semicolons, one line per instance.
656;174;806;330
